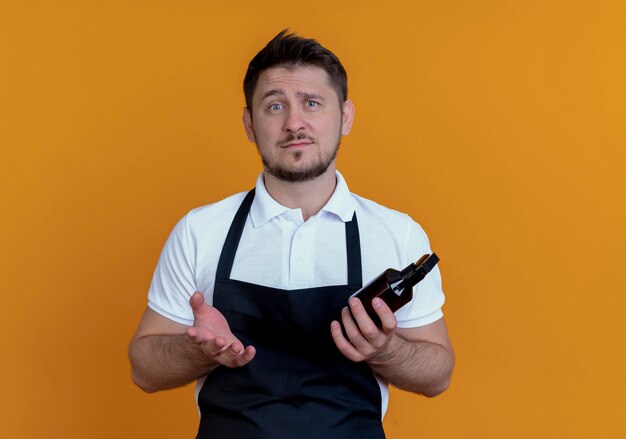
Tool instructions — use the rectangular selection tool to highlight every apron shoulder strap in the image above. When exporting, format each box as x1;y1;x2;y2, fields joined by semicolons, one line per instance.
215;189;255;281
345;212;363;290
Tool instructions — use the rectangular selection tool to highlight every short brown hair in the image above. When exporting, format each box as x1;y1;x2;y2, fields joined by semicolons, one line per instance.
243;30;348;110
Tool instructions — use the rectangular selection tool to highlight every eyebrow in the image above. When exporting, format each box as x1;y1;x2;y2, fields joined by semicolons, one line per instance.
299;92;325;101
260;89;326;102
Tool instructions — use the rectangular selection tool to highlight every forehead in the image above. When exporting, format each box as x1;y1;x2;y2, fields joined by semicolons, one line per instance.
252;65;337;103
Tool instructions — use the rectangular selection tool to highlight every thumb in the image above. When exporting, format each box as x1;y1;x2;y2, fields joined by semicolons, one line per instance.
189;291;205;312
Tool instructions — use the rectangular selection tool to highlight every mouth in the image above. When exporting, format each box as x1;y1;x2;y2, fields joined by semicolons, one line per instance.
281;140;314;149
280;138;315;149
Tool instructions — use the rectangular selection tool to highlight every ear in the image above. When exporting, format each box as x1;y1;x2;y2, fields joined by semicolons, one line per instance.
340;99;355;135
242;107;255;143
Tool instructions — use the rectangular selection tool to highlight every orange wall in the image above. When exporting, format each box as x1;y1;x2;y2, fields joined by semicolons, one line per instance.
1;1;625;438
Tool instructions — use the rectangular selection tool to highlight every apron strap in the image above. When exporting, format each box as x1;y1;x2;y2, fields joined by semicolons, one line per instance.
215;188;363;289
345;212;363;290
215;189;256;281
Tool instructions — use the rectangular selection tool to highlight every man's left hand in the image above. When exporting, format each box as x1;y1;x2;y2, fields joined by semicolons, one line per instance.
330;297;397;362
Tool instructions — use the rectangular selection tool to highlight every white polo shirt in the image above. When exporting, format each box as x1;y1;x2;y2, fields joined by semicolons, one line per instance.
147;171;445;417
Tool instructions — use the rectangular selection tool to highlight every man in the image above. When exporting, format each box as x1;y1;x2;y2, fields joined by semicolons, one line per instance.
129;30;454;438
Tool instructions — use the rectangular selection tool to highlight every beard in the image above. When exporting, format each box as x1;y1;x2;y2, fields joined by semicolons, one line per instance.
257;131;342;183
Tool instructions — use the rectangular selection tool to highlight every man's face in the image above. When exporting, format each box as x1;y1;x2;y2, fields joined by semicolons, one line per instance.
243;65;354;182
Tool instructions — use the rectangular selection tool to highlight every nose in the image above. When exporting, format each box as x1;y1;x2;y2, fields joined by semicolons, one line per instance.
283;108;306;133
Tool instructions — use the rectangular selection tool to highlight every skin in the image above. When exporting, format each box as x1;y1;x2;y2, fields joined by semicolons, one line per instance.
129;65;454;397
243;65;355;220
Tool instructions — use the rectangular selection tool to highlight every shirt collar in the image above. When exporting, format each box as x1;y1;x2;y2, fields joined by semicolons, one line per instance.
249;171;356;228
320;170;356;222
250;173;290;228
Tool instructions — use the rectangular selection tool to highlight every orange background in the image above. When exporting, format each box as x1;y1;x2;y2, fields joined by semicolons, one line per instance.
1;1;625;438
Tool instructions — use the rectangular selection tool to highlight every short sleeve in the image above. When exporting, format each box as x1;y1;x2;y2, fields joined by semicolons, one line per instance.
147;214;196;325
394;219;445;328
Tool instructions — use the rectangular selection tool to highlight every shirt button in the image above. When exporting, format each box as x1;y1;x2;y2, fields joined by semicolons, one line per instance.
297;232;303;239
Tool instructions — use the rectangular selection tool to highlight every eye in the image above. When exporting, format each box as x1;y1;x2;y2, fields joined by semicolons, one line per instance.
305;100;319;108
269;103;284;111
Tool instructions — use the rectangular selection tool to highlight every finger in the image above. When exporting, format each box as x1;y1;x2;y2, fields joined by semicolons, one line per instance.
187;327;229;355
187;325;215;344
341;306;367;348
187;326;199;340
330;320;363;362
372;297;397;335
341;310;376;359
231;346;256;367
347;298;381;345
216;342;250;367
330;319;352;349
227;340;244;356
187;326;209;343
197;336;231;358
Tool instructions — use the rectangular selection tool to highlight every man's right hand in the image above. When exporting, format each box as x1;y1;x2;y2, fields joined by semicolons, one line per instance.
186;291;256;368
129;292;256;393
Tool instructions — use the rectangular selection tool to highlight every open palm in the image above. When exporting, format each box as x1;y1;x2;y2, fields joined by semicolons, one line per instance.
186;291;256;367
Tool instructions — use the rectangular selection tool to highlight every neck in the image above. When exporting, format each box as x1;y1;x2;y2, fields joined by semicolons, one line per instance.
262;166;337;221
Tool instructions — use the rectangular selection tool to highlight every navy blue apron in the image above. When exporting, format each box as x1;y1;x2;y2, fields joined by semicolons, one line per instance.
196;189;385;439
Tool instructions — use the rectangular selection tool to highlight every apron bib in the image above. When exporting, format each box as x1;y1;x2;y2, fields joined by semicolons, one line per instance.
196;190;385;439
